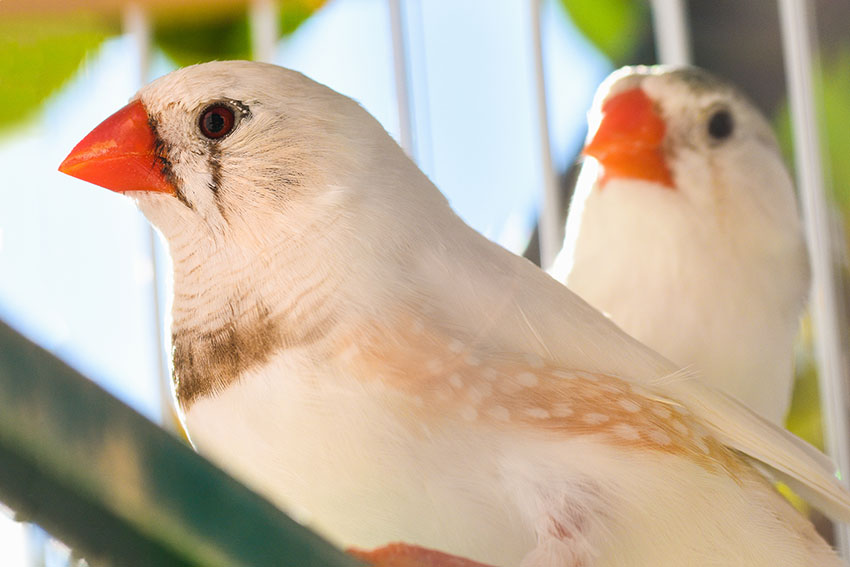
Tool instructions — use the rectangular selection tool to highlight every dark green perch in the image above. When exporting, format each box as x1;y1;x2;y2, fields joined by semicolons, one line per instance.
0;319;362;567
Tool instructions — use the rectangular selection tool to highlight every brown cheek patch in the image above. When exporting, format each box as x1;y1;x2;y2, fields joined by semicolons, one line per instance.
334;315;747;479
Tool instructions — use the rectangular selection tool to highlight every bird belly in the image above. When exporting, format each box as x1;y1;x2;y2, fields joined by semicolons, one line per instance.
182;350;536;566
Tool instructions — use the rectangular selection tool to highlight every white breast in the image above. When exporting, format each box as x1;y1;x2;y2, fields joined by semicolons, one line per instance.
563;180;803;424
183;348;537;565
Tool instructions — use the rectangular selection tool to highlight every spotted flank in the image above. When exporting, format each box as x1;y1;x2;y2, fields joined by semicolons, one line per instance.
338;314;745;477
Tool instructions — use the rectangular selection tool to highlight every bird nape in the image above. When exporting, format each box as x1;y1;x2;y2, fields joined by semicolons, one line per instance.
60;60;846;567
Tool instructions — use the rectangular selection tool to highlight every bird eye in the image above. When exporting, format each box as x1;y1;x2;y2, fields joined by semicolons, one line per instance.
707;108;734;141
199;104;236;139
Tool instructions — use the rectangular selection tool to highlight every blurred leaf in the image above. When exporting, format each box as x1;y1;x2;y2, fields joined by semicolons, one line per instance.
559;0;647;64
776;46;850;212
818;48;850;212
153;0;327;67
154;11;252;67
0;14;115;132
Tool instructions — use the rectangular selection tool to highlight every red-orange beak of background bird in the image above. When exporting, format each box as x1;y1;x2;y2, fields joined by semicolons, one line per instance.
583;87;674;189
58;100;176;195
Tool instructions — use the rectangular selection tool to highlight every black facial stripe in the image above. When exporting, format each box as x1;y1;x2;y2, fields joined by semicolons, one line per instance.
148;116;194;210
207;145;222;195
207;144;228;219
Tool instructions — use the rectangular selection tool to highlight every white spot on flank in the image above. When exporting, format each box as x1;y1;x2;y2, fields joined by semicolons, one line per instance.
583;413;610;425
460;406;478;421
524;407;550;419
552;403;573;417
482;368;499;381
449;374;464;389
448;339;465;354
516;372;539;387
648;429;672;446
411;396;425;407
465;355;481;367
487;406;511;421
426;359;443;374
618;399;641;413
695;438;711;454
612;423;640;440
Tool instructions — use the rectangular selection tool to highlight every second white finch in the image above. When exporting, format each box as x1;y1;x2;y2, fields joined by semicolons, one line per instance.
552;66;810;426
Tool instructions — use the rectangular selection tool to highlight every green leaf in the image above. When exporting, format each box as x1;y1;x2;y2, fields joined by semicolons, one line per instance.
153;0;327;68
0;14;115;132
775;46;850;212
0;319;362;567
154;11;252;67
559;0;647;63
818;48;850;212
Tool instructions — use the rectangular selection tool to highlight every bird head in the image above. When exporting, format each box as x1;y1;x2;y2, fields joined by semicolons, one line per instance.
59;61;441;265
585;67;789;209
572;65;805;255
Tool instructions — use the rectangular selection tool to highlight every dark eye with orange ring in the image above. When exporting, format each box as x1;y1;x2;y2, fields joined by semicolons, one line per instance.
199;105;235;139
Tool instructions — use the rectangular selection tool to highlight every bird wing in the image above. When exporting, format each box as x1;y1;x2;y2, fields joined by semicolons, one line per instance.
660;378;850;521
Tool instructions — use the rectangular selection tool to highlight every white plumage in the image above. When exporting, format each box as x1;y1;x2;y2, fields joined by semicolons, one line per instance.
61;61;845;567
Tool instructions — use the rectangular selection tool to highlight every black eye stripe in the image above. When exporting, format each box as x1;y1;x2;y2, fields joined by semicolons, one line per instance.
149;115;193;210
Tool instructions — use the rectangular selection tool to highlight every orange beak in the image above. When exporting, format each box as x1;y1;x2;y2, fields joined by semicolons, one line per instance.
583;87;674;189
58;100;176;195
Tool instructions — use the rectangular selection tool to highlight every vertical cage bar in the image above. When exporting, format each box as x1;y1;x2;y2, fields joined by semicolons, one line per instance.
778;0;850;558
650;0;692;66
122;4;173;432
250;0;280;64
530;0;561;269
388;0;415;159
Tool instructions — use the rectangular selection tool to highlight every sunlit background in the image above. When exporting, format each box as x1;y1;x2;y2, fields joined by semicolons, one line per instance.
1;0;850;564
